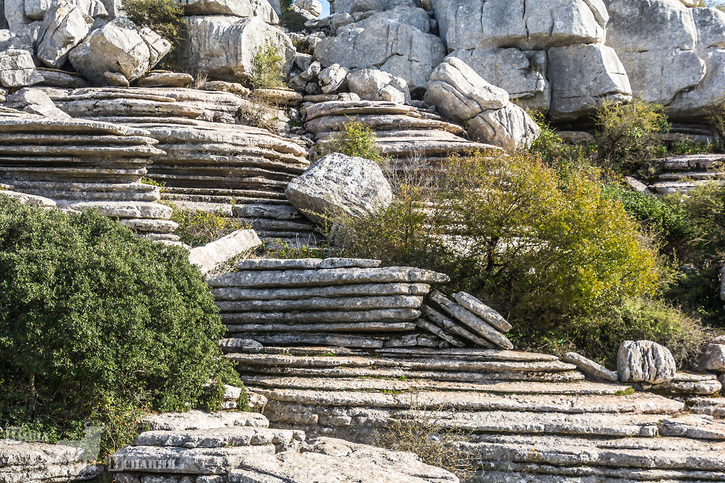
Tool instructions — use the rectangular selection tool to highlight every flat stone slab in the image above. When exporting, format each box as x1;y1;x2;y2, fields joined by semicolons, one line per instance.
226;321;418;333
216;295;425;313
208;267;450;288
252;388;684;414
562;352;618;383
239;375;630;395
145;411;268;431
659;414;725;440
110;444;275;474
188;229;262;275
452;291;512;332
134;427;304;451
221;308;422;324
230;437;458;483
236;258;382;270
212;283;432;301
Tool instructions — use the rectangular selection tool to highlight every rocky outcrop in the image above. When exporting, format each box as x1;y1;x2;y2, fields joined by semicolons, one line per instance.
180;0;278;23
0;439;103;483
0;109;178;241
0;49;43;88
618;340;677;384
183;15;293;82
562;351;619;383
647;153;725;194
430;0;631;120
285;152;393;225
43;86;318;245
313;7;446;94
303;100;499;172
347;68;411;104
606;0;725;120
188;228;262;274
425;57;540;150
110;410;458;483
701;335;725;373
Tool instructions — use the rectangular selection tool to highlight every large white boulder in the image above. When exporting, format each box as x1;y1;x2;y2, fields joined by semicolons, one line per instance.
314;8;445;93
184;15;293;82
618;340;677;384
68;17;170;84
547;43;632;121
179;0;278;23
36;1;94;68
432;0;607;51
425;57;539;150
284;153;393;225
347;69;411;104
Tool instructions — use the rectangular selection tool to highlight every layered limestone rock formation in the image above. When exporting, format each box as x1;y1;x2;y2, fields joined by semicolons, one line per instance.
647;152;725;194
231;344;725;481
40;86;319;245
110;410;459;482
302;100;499;172
0;439;103;483
0;109;178;241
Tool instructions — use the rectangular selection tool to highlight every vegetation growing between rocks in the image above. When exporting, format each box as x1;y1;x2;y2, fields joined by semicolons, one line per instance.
333;151;709;367
249;41;286;90
124;0;186;71
0;197;240;458
168;204;250;247
317;121;384;162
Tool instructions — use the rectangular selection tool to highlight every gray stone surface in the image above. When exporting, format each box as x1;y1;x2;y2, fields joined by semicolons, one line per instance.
547;43;632;121
618;340;677;384
0;49;43;88
425;57;539;150
700;336;725;373
562;352;618;383
318;63;348;94
314;9;445;93
36;1;93;68
145;410;268;431
180;0;278;22
429;291;513;349
68;17;169;85
346;68;411;104
184;16;293;82
188;229;262;275
650;372;722;396
285;153;393;225
452;292;511;333
0;439;103;483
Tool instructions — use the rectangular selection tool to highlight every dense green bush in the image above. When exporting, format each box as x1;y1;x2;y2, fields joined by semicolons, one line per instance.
316;121;383;162
334;152;708;364
124;0;186;71
0;196;239;457
595;99;669;175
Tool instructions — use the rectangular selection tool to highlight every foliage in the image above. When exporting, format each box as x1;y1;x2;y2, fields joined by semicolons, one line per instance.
529;111;593;171
317;121;384;162
595;99;670;175
263;239;328;259
331;152;708;364
0;196;240;458
169;205;250;247
604;184;691;252
664;183;725;322
124;0;186;70
249;41;285;90
237;99;281;132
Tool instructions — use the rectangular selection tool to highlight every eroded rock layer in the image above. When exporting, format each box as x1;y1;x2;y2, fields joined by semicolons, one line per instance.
0;109;177;241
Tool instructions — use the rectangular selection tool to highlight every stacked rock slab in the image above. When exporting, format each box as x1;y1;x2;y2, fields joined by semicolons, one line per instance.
230;345;725;481
0;109;178;241
210;257;467;349
648;152;725;194
44;86;319;245
302;100;499;173
0;439;103;483
110;410;459;482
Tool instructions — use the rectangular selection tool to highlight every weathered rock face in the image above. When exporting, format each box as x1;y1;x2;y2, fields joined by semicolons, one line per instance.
547;43;632;121
285;153;393;225
180;0;279;23
428;0;631;120
184;15;293;82
188;229;262;275
314;8;446;94
68;17;170;85
700;336;725;373
606;0;725;119
618;340;677;384
36;1;93;69
347;69;411;104
425;57;539;150
0;49;43;88
0;439;103;483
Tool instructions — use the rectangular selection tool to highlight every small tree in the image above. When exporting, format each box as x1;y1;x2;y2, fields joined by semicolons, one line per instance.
317;121;384;162
250;41;285;89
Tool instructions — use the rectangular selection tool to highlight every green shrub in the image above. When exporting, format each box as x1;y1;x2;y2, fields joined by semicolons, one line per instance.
169;205;250;247
333;152;699;361
124;0;186;71
249;41;286;89
0;196;239;458
529;111;593;170
317;121;384;162
595;99;670;175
